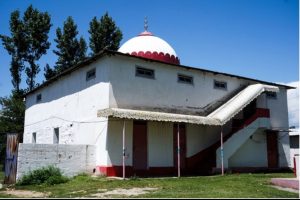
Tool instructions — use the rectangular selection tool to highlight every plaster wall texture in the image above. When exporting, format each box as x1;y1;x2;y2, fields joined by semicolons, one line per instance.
216;118;270;168
108;56;251;115
17;144;96;180
228;130;268;167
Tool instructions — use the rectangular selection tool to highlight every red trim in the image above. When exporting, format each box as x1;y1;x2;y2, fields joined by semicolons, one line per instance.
97;166;175;177
98;166;133;177
243;108;269;127
131;51;180;65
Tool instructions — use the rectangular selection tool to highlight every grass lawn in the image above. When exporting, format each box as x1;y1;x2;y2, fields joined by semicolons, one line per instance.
0;165;4;183
0;172;298;198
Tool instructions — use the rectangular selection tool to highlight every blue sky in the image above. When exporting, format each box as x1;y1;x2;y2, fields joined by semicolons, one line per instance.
0;0;298;97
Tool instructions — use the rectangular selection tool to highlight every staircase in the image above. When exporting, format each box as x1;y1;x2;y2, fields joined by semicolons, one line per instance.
185;108;270;175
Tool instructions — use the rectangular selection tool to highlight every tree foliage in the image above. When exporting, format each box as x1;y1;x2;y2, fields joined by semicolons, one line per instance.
0;5;51;91
0;90;25;135
44;63;56;81
23;5;51;91
0;5;51;164
89;12;122;55
0;10;26;92
52;16;87;76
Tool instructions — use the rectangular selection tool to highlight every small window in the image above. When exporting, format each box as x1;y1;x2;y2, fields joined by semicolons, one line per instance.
32;132;36;144
86;68;96;81
54;128;59;144
36;94;42;102
178;74;193;85
266;91;277;99
135;66;155;79
214;80;227;90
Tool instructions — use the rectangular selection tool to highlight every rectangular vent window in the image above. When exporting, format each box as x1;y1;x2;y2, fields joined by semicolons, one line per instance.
135;67;155;79
86;68;96;81
214;80;227;90
178;74;193;85
32;132;36;144
266;91;277;99
54;128;59;144
36;94;42;102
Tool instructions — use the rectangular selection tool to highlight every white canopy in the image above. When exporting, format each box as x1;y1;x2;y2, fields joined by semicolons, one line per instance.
207;84;279;125
97;108;219;125
97;84;279;126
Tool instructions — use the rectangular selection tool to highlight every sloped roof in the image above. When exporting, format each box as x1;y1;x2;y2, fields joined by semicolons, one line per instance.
25;50;294;96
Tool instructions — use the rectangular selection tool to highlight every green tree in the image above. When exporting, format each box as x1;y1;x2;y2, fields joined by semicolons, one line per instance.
1;5;52;91
0;90;25;134
0;10;26;92
44;64;56;81
53;16;87;74
22;5;51;91
89;12;122;55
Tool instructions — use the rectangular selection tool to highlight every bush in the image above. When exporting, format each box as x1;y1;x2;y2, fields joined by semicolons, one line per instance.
17;166;69;186
45;175;69;185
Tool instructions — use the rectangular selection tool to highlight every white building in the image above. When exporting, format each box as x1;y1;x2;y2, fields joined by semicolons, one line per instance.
17;27;294;178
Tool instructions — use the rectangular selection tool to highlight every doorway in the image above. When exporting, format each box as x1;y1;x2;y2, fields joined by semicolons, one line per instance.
266;131;279;168
133;121;148;170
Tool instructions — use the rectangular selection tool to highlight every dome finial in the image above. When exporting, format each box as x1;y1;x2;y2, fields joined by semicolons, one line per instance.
138;17;153;36
144;17;148;32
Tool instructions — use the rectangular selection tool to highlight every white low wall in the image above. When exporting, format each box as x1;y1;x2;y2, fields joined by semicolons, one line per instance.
17;144;96;180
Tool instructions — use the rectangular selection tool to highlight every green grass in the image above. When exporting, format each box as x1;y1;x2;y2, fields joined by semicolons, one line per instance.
0;173;298;198
0;165;4;183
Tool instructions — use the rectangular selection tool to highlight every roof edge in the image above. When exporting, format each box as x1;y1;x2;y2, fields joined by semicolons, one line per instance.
25;50;295;97
25;50;109;96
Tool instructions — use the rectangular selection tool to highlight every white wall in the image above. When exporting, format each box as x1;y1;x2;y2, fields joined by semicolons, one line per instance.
106;119;133;166
108;56;250;115
229;130;268;167
186;124;219;157
23;58;111;167
17;144;96;180
148;121;173;167
186;121;232;158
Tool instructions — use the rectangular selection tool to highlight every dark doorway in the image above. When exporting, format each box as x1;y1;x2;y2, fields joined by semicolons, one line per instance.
133;121;148;170
243;100;257;119
266;131;279;168
173;124;186;170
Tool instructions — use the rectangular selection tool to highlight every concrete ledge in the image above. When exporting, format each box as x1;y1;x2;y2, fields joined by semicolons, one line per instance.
271;178;299;190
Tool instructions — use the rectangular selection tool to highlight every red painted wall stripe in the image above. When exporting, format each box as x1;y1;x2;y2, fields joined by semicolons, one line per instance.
131;51;180;65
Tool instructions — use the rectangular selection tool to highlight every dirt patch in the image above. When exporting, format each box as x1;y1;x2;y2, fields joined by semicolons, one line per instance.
0;189;50;198
90;187;157;198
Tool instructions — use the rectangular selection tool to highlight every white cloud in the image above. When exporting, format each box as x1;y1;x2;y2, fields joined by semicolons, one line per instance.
286;81;299;129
